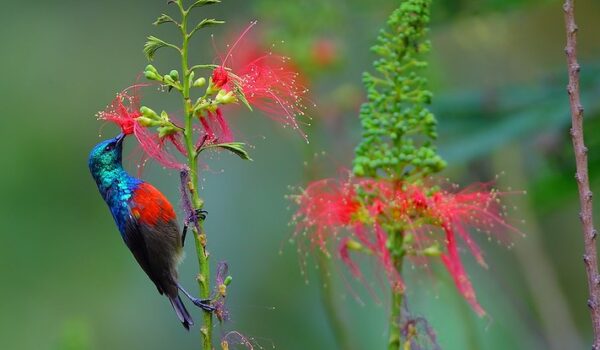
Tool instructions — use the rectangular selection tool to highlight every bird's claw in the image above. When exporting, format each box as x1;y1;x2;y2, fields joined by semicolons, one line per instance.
194;209;208;222
187;209;207;223
192;298;215;312
182;209;208;246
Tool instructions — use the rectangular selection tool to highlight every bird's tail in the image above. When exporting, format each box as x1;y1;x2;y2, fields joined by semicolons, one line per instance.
169;294;194;330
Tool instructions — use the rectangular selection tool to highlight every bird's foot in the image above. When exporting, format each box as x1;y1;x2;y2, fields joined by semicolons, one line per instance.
191;298;215;312
188;209;207;223
195;209;208;222
181;209;207;246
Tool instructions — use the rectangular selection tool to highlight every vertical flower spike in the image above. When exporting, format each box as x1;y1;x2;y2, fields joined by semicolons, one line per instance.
353;0;446;179
288;0;522;347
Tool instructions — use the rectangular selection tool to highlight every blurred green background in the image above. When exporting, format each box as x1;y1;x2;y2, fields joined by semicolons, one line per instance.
1;0;600;349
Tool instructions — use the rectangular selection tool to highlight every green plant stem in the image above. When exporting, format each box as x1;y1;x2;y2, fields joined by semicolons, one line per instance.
388;255;405;350
178;3;212;349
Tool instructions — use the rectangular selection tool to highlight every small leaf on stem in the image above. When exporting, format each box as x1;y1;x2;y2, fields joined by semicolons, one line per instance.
143;36;179;61
154;14;177;26
190;19;225;37
208;142;252;161
189;0;221;11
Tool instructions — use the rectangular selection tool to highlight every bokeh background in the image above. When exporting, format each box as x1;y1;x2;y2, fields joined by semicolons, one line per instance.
1;0;600;349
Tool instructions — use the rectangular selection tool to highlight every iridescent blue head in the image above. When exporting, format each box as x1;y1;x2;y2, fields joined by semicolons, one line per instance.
89;133;126;194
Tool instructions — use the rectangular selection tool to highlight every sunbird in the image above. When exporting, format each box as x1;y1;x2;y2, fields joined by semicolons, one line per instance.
88;133;213;330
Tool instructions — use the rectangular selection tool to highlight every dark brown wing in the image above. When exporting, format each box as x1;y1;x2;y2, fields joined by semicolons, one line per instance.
122;215;182;298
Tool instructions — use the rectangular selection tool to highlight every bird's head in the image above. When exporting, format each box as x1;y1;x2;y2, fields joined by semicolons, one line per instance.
88;133;125;177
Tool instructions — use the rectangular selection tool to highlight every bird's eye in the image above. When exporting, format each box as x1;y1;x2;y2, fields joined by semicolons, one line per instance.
104;143;114;151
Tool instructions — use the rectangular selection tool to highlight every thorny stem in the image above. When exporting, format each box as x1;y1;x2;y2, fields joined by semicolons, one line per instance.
563;1;600;348
177;1;212;348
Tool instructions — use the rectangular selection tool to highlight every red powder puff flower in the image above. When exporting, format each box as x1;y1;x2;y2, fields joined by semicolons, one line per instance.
98;85;186;170
208;22;309;140
292;175;519;316
292;176;402;287
97;86;142;135
212;65;230;89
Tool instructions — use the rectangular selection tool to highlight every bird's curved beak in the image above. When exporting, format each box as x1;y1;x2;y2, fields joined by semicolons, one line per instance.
116;133;125;146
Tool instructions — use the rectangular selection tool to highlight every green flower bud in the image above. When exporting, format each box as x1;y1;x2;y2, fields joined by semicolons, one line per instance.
223;275;233;286
169;70;179;81
206;78;217;95
144;70;158;81
136;117;162;127
215;90;236;104
140;106;159;119
160;110;170;121
157;125;177;138
193;77;206;88
163;75;175;85
145;64;158;74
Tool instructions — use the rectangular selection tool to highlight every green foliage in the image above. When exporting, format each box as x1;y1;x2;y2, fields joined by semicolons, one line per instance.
201;142;253;161
189;0;221;11
189;19;225;37
353;0;446;179
143;36;178;61
153;14;177;26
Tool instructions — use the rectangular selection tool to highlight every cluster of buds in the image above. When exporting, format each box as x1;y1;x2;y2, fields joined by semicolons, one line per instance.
137;106;179;138
144;64;183;91
143;64;239;117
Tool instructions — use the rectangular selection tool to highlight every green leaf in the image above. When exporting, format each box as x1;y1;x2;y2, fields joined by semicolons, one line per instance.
189;18;225;37
214;142;252;161
154;14;177;26
143;36;179;61
189;0;221;11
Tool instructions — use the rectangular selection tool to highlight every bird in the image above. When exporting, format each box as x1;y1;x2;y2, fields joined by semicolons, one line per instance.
88;132;213;330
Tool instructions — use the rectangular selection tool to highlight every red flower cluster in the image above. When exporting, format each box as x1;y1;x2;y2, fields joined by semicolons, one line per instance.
97;86;142;136
292;175;518;316
98;24;307;170
97;85;186;170
205;22;309;142
211;65;230;89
